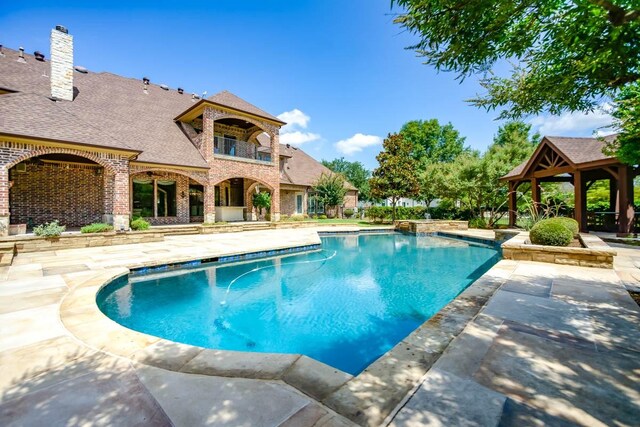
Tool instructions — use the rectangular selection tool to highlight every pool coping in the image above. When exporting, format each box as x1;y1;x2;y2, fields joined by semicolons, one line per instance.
59;231;512;427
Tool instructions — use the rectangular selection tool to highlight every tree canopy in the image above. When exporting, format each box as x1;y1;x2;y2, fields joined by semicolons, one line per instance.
399;119;467;165
427;121;538;226
369;133;420;220
393;0;640;163
321;157;372;201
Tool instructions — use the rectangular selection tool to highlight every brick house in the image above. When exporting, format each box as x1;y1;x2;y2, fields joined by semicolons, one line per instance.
0;26;357;235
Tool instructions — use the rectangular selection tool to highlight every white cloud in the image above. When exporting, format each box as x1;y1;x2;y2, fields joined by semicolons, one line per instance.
529;104;614;135
278;108;312;133
280;131;321;146
335;133;382;155
277;108;320;146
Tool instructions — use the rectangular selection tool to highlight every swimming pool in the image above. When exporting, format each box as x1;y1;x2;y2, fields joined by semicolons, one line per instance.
97;233;499;374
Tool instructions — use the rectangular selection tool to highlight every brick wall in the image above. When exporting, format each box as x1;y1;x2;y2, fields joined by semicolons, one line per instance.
10;162;104;227
344;190;358;210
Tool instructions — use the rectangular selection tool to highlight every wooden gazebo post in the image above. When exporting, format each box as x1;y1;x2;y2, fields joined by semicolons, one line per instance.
508;181;518;227
573;171;587;232
617;165;634;236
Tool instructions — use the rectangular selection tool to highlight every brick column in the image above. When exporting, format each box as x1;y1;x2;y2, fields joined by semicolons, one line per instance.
204;179;216;224
270;130;281;221
0;168;9;236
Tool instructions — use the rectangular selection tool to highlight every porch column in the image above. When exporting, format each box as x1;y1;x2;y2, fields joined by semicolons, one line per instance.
203;180;216;224
0;168;9;236
574;171;587;232
270;129;281;222
531;177;541;213
112;169;130;230
617;165;634;236
508;180;517;227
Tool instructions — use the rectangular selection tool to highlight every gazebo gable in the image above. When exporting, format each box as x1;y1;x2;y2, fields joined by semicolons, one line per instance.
516;137;576;180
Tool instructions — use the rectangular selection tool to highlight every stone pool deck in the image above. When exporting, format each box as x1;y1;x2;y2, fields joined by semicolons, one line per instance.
1;227;639;426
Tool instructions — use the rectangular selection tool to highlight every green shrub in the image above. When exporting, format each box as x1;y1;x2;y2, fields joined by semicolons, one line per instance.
344;208;355;218
290;214;305;221
130;218;150;231
318;214;328;220
80;223;114;233
469;217;488;229
529;218;573;246
33;220;66;237
554;217;579;237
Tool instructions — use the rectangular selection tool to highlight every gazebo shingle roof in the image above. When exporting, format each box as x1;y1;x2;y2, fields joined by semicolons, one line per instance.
502;135;618;180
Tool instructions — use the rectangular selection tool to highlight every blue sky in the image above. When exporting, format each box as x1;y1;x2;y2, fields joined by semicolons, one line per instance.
1;0;613;169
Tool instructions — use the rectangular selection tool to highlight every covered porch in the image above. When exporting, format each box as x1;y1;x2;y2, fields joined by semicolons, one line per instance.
503;136;637;236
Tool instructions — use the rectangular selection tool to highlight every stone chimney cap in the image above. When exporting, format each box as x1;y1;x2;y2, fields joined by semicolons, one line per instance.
55;25;68;34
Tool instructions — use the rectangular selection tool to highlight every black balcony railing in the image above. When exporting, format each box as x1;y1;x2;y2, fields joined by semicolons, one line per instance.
214;136;271;162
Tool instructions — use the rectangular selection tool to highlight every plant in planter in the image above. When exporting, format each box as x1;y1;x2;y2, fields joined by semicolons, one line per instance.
80;223;114;233
33;220;66;238
252;191;271;220
344;208;354;218
529;218;573;246
130;218;150;231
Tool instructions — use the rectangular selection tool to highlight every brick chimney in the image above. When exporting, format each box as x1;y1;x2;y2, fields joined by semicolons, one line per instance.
50;25;73;101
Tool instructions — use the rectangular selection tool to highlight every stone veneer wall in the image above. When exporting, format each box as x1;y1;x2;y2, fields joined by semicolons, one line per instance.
395;220;469;234
10;162;104;227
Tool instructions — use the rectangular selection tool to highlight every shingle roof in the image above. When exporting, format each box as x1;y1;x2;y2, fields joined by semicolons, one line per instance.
502;135;618;179
207;91;285;124
279;144;357;190
0;48;283;168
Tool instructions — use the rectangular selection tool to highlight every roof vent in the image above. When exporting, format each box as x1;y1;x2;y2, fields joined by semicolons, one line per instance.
34;51;45;61
55;25;68;34
17;47;26;63
0;45;5;58
177;87;184;94
192;93;200;100
74;65;88;73
160;84;169;91
142;77;150;85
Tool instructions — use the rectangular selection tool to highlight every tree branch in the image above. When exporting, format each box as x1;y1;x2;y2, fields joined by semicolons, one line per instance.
588;0;640;25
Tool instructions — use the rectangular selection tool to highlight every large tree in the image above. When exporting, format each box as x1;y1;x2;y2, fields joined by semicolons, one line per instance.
321;157;372;202
393;0;640;163
399;119;467;206
369;133;420;220
400;119;467;165
430;121;538;226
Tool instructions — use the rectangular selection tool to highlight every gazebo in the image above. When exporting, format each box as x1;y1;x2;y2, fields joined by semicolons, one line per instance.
502;135;637;236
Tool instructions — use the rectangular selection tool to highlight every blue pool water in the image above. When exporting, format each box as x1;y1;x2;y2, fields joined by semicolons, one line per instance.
98;233;499;374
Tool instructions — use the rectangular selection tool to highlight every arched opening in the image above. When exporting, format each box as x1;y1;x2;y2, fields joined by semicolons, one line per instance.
213;177;273;221
130;170;203;225
213;117;272;162
9;154;106;229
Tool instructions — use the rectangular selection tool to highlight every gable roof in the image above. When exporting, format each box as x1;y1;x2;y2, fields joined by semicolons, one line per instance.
207;91;285;124
502;135;619;180
279;144;357;191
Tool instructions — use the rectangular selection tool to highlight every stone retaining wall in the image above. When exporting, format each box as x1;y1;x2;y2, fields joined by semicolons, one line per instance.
501;232;616;268
3;231;164;253
395;220;469;234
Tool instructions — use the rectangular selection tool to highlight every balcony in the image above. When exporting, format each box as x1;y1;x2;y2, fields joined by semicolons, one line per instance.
214;136;271;163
